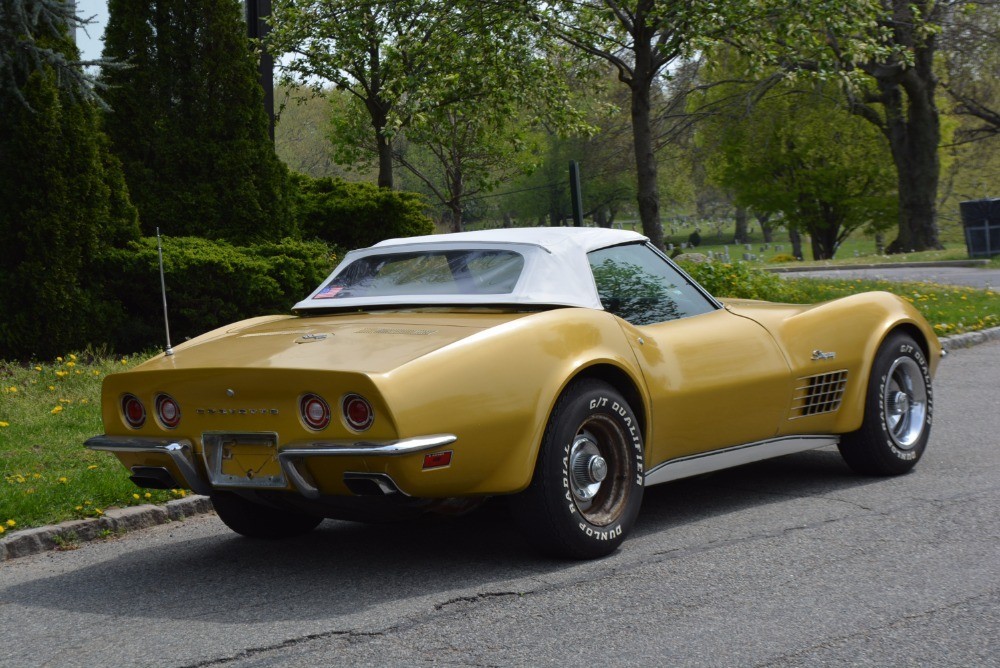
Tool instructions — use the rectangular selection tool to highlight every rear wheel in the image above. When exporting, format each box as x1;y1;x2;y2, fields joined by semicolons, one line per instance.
839;333;933;475
510;379;644;559
211;491;323;539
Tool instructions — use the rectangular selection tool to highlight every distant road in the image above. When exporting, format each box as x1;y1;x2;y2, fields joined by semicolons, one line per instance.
785;265;1000;289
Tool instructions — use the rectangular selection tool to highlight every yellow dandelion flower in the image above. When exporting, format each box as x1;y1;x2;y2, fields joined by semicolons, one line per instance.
87;465;98;470
133;493;140;500
6;520;15;528
59;398;72;404
0;422;9;428
80;399;89;404
50;406;63;415
92;370;100;376
121;358;128;365
0;527;4;535
7;386;17;393
69;354;77;361
66;361;76;368
34;366;42;371
75;505;83;511
55;371;68;378
94;509;104;516
32;473;40;479
144;492;152;499
48;385;55;391
57;477;68;484
56;356;63;362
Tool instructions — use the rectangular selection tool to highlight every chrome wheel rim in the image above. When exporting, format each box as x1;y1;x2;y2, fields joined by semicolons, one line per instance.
568;414;630;526
882;357;928;450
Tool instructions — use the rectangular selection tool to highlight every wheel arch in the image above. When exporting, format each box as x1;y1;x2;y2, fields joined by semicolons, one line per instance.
836;319;938;434
567;363;649;446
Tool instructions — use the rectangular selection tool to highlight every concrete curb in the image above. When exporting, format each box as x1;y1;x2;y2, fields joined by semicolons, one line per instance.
940;325;1000;351
3;326;999;562
1;495;212;561
767;259;991;273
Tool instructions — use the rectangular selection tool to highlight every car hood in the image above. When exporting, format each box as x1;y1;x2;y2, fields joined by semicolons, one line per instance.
134;310;536;375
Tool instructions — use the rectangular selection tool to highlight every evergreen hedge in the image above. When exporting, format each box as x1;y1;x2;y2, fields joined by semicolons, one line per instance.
0;34;140;361
99;0;293;243
293;174;435;250
98;237;336;352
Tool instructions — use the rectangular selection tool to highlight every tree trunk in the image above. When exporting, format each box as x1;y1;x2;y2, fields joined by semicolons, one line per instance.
789;227;803;260
367;101;394;189
733;206;749;244
629;66;664;250
851;2;946;253
755;212;774;243
877;75;941;253
502;212;514;228
594;208;609;228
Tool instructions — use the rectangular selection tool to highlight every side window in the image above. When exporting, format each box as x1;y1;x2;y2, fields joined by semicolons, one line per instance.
588;243;716;325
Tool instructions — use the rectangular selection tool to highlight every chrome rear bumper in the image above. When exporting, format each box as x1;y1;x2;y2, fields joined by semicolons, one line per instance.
84;433;457;499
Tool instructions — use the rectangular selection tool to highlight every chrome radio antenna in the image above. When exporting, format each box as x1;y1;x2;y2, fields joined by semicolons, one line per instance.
156;228;175;357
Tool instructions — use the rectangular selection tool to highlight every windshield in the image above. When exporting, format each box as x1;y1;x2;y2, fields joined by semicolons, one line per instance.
313;249;525;300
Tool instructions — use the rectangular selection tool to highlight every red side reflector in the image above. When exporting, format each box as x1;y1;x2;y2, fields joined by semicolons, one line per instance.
422;450;453;470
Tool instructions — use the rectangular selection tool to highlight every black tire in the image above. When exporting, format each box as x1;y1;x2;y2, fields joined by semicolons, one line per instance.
211;491;323;539
838;332;933;475
510;379;644;559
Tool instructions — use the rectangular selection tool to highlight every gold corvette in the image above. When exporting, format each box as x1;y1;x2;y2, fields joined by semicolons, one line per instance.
86;228;940;558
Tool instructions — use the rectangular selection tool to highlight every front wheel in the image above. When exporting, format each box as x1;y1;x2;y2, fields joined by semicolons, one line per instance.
839;332;933;475
510;379;644;559
211;491;323;539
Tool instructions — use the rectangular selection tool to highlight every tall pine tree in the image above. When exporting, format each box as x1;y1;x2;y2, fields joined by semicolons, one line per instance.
0;28;140;360
100;0;292;243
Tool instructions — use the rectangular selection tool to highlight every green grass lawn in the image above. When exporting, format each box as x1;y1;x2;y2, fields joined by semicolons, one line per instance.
0;352;190;537
2;272;999;534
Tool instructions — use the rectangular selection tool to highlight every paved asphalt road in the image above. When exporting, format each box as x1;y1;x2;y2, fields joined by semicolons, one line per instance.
3;342;999;668
786;265;1000;290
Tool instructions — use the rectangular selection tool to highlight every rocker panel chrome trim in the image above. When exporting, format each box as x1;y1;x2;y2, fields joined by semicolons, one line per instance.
644;435;840;487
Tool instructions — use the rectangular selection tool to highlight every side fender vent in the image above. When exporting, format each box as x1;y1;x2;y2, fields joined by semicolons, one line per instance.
790;370;848;418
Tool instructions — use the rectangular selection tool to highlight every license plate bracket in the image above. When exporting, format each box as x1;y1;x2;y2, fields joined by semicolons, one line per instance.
203;432;286;489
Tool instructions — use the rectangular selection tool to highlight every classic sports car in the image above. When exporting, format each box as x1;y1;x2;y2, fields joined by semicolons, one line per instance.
86;228;940;558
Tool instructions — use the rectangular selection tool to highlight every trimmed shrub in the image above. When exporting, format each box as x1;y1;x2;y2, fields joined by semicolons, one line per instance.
97;237;335;352
293;174;434;250
681;261;801;302
100;0;293;243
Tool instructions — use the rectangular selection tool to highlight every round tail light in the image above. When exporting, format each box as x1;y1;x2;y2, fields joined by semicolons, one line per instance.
299;394;331;431
121;394;146;429
343;394;374;432
155;394;181;429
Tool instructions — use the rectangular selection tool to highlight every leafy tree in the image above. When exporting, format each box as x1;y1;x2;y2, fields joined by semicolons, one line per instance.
268;0;455;189
100;0;292;243
942;2;1000;141
268;0;576;197
532;1;771;249
0;31;140;360
704;82;896;260
274;84;353;179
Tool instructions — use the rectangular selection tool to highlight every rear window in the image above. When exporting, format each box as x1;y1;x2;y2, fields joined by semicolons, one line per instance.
313;249;525;300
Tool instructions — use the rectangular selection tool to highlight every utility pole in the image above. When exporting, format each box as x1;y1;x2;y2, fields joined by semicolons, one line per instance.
569;161;584;227
244;0;274;141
